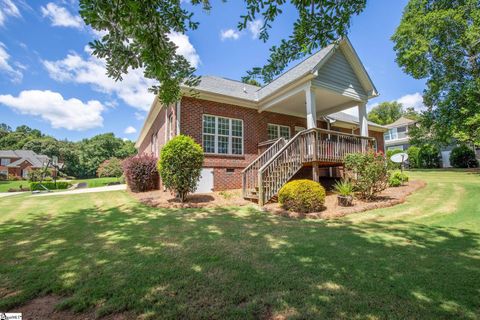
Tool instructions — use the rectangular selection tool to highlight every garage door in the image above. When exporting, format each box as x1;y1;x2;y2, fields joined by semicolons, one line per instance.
195;168;214;193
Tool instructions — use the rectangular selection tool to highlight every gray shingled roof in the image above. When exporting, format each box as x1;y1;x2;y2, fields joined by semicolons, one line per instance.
184;44;336;102
256;44;335;100
192;76;259;101
328;112;386;129
386;116;417;128
0;150;50;168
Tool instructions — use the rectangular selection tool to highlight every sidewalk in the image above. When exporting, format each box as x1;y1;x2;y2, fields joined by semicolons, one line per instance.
32;184;127;197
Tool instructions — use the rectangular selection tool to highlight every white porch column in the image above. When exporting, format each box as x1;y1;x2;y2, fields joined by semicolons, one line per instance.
358;102;368;137
305;85;317;129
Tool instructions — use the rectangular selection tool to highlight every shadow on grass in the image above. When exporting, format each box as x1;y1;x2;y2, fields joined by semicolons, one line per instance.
0;203;479;319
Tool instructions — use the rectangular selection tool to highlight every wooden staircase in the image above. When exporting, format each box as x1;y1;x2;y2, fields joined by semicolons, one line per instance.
242;128;375;205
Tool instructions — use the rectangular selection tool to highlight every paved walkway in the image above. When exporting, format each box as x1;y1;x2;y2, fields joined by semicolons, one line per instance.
32;184;127;197
0;191;24;198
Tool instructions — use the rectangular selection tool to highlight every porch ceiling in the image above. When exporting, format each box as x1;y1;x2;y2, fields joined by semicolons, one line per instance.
263;87;356;118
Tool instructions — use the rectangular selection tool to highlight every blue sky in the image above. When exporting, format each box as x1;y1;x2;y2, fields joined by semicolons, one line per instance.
0;0;425;142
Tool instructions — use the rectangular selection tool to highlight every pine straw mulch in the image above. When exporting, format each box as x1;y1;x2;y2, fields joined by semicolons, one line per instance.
264;180;426;219
132;180;426;219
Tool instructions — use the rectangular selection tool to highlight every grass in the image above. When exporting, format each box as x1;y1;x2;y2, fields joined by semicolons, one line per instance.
0;180;29;192
0;177;120;193
71;177;120;188
0;170;479;319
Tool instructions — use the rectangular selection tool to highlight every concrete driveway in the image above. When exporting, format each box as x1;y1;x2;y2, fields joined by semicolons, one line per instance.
32;184;127;197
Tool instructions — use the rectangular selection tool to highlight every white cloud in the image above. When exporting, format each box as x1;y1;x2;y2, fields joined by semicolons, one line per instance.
167;31;200;68
134;111;145;120
124;126;137;134
42;46;156;112
247;19;262;39
41;2;83;29
0;42;22;83
0;0;21;27
220;28;240;41
43;33;200;111
0;90;104;130
396;92;425;111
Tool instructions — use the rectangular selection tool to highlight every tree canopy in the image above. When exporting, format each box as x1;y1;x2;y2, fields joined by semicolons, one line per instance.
392;0;480;147
79;0;367;105
0;124;136;178
367;101;420;125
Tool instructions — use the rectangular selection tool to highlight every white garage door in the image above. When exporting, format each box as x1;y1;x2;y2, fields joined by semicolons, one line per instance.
441;151;452;168
195;168;214;194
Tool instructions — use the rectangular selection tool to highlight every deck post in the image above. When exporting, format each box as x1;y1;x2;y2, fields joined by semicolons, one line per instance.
358;102;368;137
312;164;320;182
305;85;317;129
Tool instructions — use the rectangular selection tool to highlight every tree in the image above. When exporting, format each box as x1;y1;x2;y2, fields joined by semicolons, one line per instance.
392;0;480;147
97;157;124;178
243;78;262;87
367;101;404;125
158;135;204;202
79;0;367;105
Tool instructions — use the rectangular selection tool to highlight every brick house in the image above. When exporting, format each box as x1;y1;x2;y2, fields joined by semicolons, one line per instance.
0;150;52;179
136;38;387;204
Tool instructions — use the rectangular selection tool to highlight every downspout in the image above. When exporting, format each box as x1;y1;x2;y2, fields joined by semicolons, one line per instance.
176;100;181;136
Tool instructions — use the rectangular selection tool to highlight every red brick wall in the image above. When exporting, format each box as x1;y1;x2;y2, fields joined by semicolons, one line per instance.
138;96;386;191
137;103;177;156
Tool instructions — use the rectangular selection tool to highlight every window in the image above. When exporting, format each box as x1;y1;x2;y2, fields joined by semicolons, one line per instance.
0;169;7;178
202;115;243;155
167;114;174;141
151;133;158;156
0;158;10;166
267;124;291;140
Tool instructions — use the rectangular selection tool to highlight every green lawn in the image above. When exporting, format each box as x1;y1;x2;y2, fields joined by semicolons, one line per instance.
0;177;120;192
0;180;29;192
0;170;479;319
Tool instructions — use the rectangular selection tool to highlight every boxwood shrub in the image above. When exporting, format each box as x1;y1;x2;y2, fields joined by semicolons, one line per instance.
158;135;204;202
278;179;326;213
450;145;479;168
30;181;70;191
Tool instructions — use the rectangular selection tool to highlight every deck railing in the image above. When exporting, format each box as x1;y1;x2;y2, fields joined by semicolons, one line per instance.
255;128;375;205
242;138;286;199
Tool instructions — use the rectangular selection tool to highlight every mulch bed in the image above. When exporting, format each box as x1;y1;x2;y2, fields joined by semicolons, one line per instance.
132;188;251;208
264;180;426;219
132;180;426;219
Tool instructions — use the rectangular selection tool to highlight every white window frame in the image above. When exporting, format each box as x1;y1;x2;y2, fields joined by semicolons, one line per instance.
0;158;10;166
202;114;244;155
167;113;174;141
267;123;291;140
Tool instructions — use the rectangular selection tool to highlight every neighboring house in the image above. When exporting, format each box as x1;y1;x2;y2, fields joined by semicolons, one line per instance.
0;150;52;179
384;117;417;152
136;38;386;204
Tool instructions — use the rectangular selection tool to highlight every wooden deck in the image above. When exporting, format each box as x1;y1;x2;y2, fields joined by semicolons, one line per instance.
242;128;375;205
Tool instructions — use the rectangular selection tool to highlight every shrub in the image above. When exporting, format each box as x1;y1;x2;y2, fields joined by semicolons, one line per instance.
158;135;204;202
406;146;420;168
30;181;70;191
8;174;21;181
278;179;326;213
333;180;354;197
449;145;479;168
0;172;7;180
389;171;409;187
97;157;124;177
344;151;389;200
122;154;159;192
418;145;440;168
28;168;51;182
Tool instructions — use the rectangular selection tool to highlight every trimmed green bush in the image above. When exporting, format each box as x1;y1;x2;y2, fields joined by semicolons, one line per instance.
158;135;204;202
450;145;478;168
344;151;389;200
389;171;409;187
406;146;420;168
418;145;440;168
30;181;71;191
278;179;326;213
